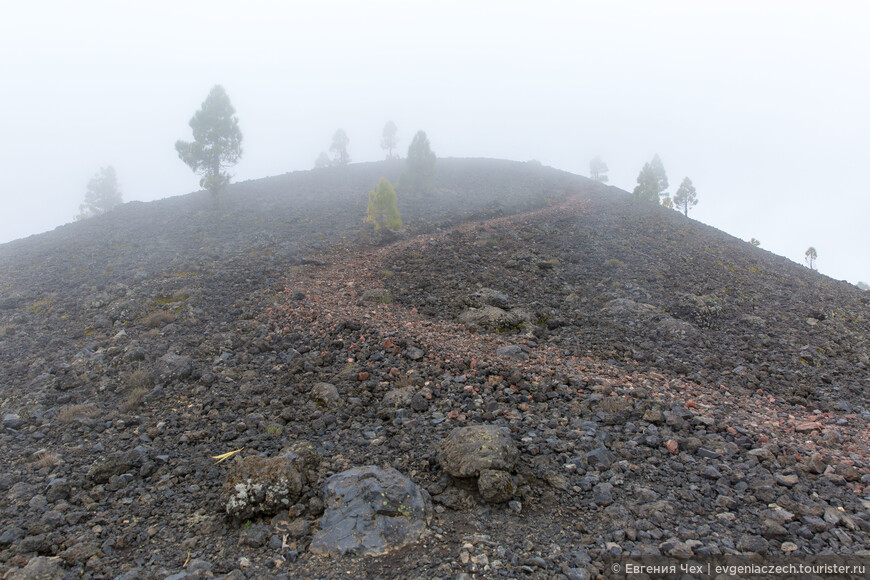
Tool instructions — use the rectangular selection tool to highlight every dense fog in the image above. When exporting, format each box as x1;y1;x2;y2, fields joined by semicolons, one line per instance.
1;1;868;284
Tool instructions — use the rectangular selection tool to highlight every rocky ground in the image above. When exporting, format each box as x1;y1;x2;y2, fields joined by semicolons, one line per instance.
1;159;869;579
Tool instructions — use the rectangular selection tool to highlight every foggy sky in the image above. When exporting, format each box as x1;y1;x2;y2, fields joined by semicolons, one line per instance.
2;1;868;284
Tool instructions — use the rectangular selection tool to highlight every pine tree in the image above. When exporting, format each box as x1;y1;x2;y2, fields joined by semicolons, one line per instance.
805;247;818;270
589;156;609;183
365;178;402;230
76;166;122;220
672;177;698;216
175;85;242;195
632;154;668;204
330;129;351;166
314;152;331;169
402;130;436;194
381;121;399;160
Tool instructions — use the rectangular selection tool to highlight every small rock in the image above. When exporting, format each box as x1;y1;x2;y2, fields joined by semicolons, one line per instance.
3;413;25;430
801;453;827;475
665;439;679;454
186;558;213;574
3;556;64;580
410;393;429;412
153;352;193;382
477;469;515;503
736;533;769;554
593;482;613;506
642;409;664;424
585;447;616;470
761;519;788;539
496;345;529;361
87;453;131;484
775;473;799;487
361;288;393;304
238;524;270;548
405;346;425;361
662;540;694;559
310;382;341;409
0;527;25;546
546;473;570;491
696;447;721;459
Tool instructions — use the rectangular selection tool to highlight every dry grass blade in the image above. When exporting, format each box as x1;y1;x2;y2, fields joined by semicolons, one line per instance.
212;447;244;464
57;403;100;424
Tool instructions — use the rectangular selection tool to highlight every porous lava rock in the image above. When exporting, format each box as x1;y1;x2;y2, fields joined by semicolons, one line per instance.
222;442;320;520
439;425;519;503
457;305;532;333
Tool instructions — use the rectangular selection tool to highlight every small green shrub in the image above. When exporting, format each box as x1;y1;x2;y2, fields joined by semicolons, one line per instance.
365;178;402;231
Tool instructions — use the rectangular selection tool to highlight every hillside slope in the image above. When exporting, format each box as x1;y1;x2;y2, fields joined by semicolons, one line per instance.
1;159;869;578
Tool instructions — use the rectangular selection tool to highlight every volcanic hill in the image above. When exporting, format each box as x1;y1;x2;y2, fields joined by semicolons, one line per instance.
1;159;869;579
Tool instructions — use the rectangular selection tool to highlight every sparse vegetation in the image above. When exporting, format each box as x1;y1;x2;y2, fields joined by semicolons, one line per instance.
750;238;761;247
673;177;698;216
589;156;609;183
126;368;153;390
314;152;331;169
76;166;122;220
330;129;351;166
265;423;283;436
364;178;402;231
175;85;243;196
401;131;436;194
33;449;59;470
604;258;626;269
57;403;100;424
381;121;399;160
120;387;149;413
142;310;176;328
805;246;818;270
632;154;668;204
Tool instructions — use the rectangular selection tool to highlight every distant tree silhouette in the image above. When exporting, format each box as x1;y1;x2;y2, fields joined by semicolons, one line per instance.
76;166;122;220
330;129;351;166
805;247;818;270
633;154;668;204
401;130;436;194
175;85;242;196
381;121;399;160
673;177;698;216
365;178;402;230
750;238;761;247
589;156;609;183
314;152;331;169
661;195;674;210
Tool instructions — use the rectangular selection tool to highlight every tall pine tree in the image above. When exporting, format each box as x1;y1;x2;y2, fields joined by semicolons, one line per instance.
175;85;242;196
673;177;698;216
